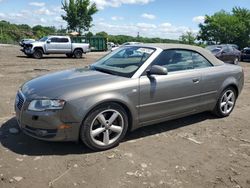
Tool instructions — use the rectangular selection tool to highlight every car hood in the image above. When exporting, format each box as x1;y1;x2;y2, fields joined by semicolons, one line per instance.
21;68;123;100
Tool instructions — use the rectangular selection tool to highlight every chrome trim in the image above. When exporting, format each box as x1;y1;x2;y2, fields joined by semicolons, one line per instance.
137;91;217;108
16;90;26;126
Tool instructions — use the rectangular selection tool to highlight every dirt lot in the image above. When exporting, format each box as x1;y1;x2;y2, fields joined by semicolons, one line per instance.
0;44;250;188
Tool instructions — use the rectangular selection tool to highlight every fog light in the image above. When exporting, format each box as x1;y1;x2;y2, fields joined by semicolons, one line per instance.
58;124;71;129
36;130;48;136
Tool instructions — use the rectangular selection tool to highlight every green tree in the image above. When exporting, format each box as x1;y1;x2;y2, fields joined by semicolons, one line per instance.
85;31;93;37
61;0;98;34
198;7;250;48
96;31;108;38
180;31;196;44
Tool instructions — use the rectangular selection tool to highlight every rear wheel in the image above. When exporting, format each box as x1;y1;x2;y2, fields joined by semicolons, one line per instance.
73;49;83;59
33;49;43;59
80;103;128;151
213;87;236;117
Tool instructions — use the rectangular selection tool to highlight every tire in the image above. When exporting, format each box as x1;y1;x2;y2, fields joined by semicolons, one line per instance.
66;53;73;58
213;87;237;118
233;57;239;65
33;49;43;59
73;49;83;59
80;103;128;151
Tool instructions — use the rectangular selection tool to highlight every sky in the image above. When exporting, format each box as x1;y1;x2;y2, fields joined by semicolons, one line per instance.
0;0;250;39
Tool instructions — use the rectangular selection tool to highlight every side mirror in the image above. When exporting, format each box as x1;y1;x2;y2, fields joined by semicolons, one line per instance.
46;40;51;44
147;65;168;76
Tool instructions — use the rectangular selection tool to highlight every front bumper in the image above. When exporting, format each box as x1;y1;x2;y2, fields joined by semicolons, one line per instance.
15;91;80;142
20;48;34;55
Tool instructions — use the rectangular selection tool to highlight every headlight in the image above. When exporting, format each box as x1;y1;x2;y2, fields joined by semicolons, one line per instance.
28;99;65;111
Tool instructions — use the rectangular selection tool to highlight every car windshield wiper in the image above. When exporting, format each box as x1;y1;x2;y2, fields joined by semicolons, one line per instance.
92;66;118;76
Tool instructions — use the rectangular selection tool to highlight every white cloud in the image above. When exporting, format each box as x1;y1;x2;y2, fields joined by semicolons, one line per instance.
192;16;205;23
53;6;63;13
54;16;66;24
40;18;46;23
91;0;153;9
91;21;194;39
141;13;155;20
0;13;6;19
137;23;156;31
29;2;46;7
34;7;53;15
111;16;124;21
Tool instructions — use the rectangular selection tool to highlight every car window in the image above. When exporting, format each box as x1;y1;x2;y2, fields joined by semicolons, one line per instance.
223;46;230;53
228;46;234;52
243;49;250;54
93;46;155;77
192;52;212;69
50;38;59;43
59;38;69;43
152;49;212;72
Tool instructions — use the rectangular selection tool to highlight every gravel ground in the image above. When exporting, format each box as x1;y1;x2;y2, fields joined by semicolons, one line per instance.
0;45;250;188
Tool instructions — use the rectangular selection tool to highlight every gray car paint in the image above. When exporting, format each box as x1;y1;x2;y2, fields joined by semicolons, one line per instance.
15;44;244;141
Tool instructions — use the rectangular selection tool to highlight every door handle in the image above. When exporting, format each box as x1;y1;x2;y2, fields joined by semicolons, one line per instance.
192;78;200;83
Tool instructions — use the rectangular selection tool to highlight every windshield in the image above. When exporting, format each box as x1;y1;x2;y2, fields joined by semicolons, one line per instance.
206;45;222;54
91;46;155;77
39;36;48;42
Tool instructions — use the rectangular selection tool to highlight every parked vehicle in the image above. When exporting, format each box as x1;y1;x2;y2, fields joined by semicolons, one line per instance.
220;44;239;50
205;44;241;64
19;39;36;47
15;44;244;151
21;36;90;59
241;47;250;61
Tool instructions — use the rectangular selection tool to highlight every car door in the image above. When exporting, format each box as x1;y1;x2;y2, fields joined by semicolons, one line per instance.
46;37;59;53
58;37;71;53
191;51;219;110
221;46;232;63
139;49;203;125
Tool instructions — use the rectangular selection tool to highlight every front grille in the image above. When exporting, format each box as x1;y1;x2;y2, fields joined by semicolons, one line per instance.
16;92;25;110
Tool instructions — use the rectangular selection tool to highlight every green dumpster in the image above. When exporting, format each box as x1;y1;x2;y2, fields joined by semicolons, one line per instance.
71;36;108;51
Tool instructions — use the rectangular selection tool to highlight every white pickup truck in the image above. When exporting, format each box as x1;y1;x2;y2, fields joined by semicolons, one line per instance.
21;36;90;59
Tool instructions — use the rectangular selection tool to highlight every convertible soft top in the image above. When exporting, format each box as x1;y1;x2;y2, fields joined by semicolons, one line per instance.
136;43;225;66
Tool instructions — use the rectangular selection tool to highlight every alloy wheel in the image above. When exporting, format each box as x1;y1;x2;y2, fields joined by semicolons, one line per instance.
220;90;235;115
90;109;124;146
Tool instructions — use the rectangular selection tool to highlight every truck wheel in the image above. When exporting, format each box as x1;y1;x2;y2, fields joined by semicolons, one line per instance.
74;49;83;59
33;49;43;59
66;53;73;58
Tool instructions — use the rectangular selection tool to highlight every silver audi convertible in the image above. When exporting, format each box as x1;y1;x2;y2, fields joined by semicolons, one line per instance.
15;44;244;151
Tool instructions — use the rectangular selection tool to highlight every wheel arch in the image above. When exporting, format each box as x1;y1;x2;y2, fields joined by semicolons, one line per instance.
220;77;239;99
33;47;44;54
73;48;83;53
78;97;137;140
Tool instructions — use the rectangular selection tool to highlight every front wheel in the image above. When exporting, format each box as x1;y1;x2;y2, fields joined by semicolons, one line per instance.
73;49;83;59
80;103;128;151
213;87;237;118
33;49;43;59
